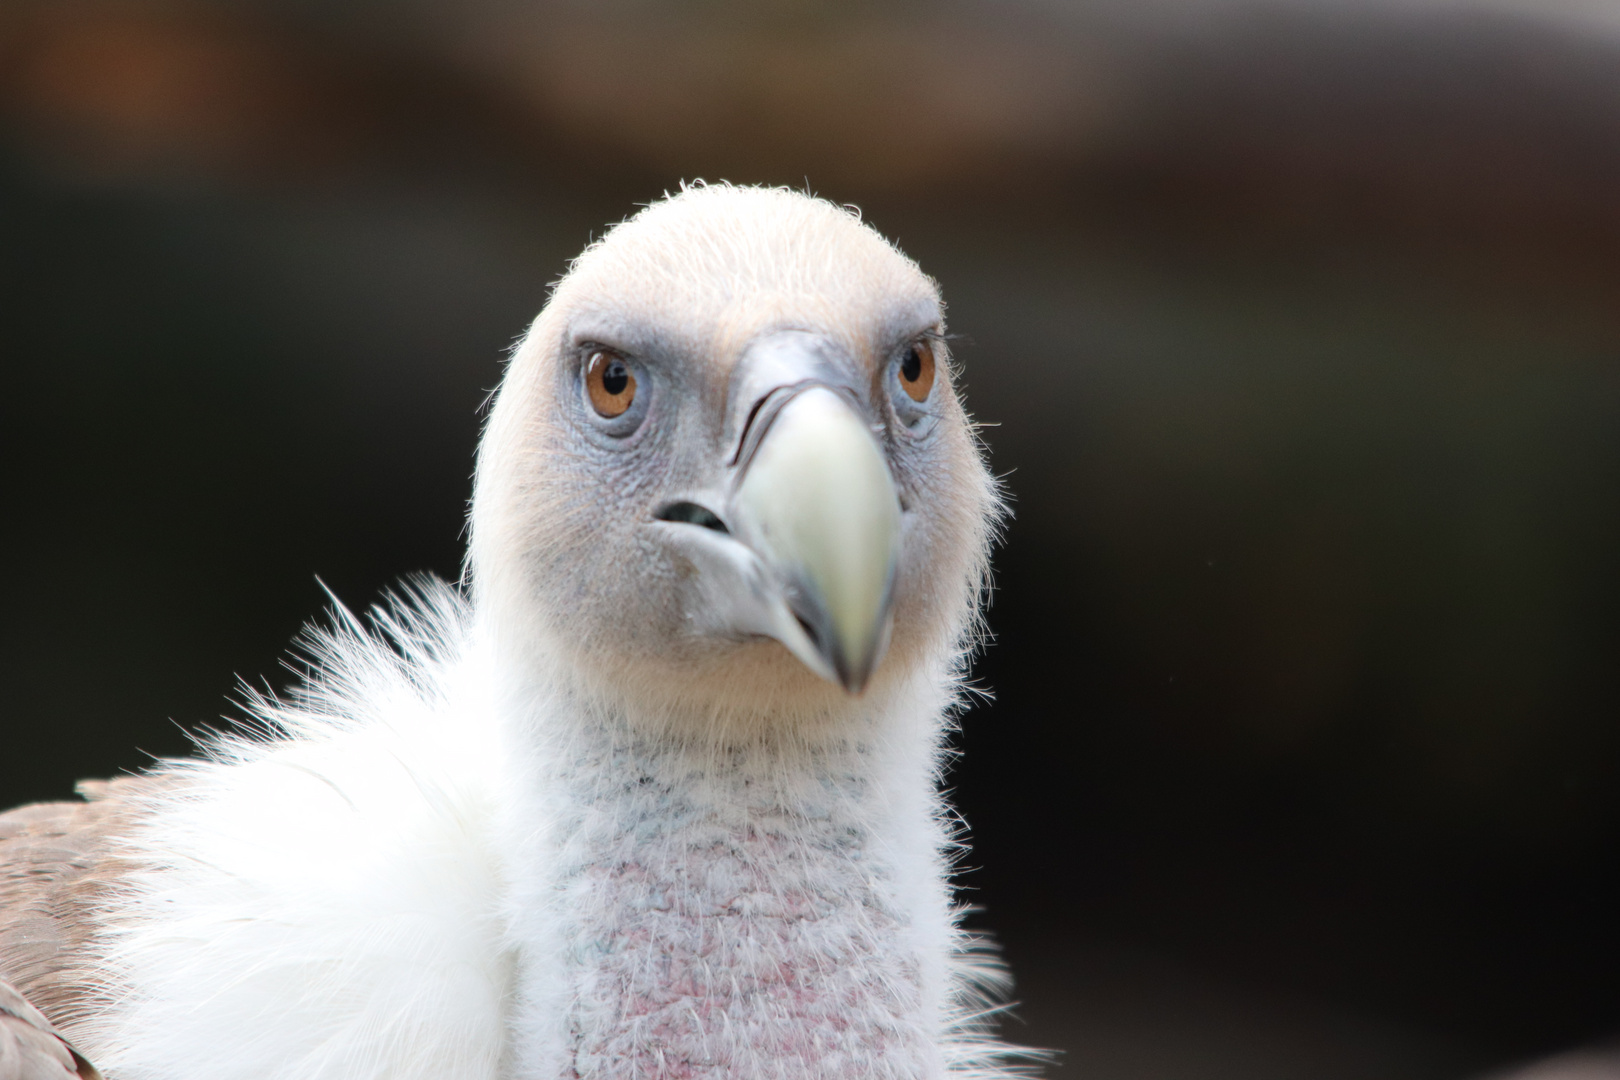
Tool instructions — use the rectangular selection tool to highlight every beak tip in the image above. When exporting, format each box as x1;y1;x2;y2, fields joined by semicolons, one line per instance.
830;649;877;696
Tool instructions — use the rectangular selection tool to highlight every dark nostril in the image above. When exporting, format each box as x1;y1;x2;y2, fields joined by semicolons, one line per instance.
654;501;729;533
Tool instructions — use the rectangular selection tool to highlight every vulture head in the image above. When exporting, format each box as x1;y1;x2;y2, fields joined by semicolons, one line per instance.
471;184;999;730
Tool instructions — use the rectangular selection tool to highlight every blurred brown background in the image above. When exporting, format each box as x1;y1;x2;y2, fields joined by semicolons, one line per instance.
3;2;1619;1077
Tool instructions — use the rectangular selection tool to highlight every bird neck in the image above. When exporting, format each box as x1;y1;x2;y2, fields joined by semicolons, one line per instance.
498;673;956;1080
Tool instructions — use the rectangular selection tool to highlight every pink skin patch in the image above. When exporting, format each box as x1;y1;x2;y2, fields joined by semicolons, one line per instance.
561;822;932;1079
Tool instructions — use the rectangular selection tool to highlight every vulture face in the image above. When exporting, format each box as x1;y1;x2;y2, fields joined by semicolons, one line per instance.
472;186;996;723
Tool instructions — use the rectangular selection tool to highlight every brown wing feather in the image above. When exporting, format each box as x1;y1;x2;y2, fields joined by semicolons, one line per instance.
0;978;100;1079
0;775;168;1078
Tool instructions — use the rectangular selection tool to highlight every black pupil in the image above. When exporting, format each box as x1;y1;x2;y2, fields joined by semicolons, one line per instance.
900;346;922;383
602;359;629;395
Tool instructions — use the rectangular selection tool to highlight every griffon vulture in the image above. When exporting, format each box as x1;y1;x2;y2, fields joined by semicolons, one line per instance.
0;184;1028;1080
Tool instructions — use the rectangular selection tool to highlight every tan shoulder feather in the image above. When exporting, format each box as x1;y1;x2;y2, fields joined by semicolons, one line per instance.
0;976;100;1079
0;775;165;1068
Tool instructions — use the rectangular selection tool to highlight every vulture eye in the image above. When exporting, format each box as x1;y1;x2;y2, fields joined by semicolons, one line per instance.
899;341;935;402
585;350;637;418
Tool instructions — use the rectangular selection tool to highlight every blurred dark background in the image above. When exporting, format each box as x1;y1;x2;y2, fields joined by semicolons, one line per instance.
3;2;1619;1077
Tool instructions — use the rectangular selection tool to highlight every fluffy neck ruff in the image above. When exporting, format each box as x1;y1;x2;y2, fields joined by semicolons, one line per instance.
496;655;969;1080
83;586;1024;1080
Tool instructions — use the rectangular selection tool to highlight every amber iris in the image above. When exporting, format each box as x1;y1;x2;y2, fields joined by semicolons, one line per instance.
899;340;935;402
585;350;636;417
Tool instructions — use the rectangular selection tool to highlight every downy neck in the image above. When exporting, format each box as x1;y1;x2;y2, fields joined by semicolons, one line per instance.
497;665;957;1080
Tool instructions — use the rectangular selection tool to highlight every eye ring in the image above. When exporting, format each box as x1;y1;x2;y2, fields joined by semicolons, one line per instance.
898;340;936;402
585;349;637;418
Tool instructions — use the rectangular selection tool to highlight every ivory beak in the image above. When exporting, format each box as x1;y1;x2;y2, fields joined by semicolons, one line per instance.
730;386;902;693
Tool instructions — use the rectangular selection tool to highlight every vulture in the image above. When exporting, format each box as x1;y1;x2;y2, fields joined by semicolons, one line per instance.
0;184;1031;1080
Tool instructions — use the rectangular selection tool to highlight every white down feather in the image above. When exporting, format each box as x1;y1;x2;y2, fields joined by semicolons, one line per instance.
84;583;514;1080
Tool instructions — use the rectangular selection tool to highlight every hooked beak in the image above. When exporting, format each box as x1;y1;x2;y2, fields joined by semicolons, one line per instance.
655;337;904;694
729;385;902;693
